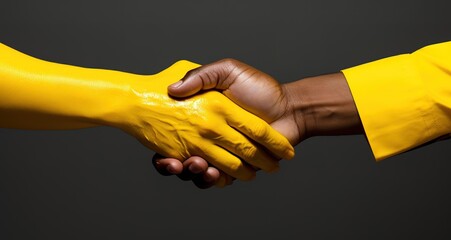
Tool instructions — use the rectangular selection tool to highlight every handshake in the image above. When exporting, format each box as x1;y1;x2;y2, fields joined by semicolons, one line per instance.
0;43;362;189
148;59;300;188
2;42;448;189
146;59;362;188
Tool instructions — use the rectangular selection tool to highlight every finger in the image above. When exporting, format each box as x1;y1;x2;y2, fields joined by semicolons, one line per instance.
212;126;280;172
192;167;220;189
183;156;209;174
224;106;295;160
176;156;209;181
215;172;228;188
215;170;235;188
203;166;220;183
168;60;236;97
199;145;256;181
192;175;214;189
152;153;184;176
177;156;208;181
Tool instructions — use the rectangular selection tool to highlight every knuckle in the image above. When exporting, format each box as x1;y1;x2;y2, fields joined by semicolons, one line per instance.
252;122;269;139
197;71;216;88
199;123;221;138
183;68;199;80
239;144;258;159
220;58;238;67
202;92;226;110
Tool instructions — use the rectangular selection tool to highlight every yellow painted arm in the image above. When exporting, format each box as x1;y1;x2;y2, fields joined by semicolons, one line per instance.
0;43;294;180
342;41;451;160
0;43;137;129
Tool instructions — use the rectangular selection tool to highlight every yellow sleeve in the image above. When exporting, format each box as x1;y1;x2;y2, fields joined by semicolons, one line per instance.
341;41;451;160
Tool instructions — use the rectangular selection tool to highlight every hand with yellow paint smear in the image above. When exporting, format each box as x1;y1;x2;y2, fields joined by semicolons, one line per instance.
0;43;294;182
154;59;362;188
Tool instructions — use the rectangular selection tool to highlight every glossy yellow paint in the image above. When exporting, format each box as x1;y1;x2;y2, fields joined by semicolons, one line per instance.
0;43;294;180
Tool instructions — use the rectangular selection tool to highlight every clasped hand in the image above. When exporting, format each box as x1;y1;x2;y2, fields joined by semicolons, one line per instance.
124;60;294;184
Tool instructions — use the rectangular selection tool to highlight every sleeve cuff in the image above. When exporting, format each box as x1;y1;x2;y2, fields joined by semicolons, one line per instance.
342;54;439;160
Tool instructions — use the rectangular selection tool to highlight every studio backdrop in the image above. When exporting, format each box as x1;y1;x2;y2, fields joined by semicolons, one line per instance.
0;1;450;239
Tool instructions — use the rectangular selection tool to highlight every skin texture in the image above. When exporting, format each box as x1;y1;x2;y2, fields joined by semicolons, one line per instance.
0;44;294;184
153;59;363;188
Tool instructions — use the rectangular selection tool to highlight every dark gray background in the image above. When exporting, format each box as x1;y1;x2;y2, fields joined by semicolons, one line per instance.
0;0;450;239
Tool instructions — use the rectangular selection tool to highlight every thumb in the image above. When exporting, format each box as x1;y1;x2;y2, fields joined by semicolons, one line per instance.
168;59;236;98
167;76;204;98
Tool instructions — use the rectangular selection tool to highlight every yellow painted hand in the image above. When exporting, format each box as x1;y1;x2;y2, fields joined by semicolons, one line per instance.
0;43;294;181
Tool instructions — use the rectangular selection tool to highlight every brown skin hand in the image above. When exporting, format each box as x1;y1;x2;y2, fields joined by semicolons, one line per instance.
153;59;363;189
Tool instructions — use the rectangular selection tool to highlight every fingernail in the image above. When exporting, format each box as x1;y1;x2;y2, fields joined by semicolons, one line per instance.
170;80;183;89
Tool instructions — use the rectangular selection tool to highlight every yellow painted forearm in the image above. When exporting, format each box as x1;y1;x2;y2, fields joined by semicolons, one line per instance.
0;43;138;129
0;43;294;180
